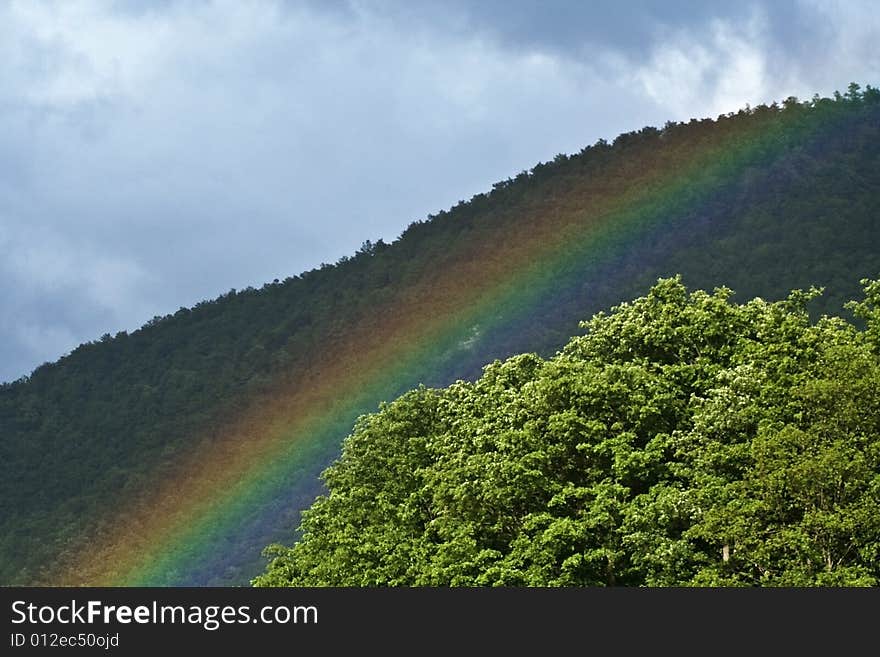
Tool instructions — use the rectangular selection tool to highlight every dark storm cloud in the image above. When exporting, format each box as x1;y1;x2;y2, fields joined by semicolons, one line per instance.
0;0;877;382
357;0;839;102
329;1;820;59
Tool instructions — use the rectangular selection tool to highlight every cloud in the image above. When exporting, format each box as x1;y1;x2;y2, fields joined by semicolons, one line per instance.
0;0;877;382
0;218;154;376
624;1;879;121
628;11;772;119
798;0;880;90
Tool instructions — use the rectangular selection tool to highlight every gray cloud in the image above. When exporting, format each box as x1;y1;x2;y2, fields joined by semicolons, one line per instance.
0;0;877;382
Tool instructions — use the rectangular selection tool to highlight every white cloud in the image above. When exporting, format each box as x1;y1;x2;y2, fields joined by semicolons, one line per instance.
798;0;880;90
630;12;773;120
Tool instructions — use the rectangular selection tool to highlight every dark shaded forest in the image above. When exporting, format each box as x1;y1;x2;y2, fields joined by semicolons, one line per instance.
1;84;879;584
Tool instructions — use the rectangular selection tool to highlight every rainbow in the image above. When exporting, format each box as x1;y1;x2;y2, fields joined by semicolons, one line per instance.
54;99;855;585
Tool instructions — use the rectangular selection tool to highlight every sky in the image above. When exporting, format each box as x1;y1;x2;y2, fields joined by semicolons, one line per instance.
1;0;878;383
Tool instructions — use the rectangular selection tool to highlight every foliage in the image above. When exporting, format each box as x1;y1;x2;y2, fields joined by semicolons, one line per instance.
256;277;880;586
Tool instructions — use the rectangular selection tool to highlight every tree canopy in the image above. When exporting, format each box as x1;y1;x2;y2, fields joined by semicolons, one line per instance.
256;277;880;586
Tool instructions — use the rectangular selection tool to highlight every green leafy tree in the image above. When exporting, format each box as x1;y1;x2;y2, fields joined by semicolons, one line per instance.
256;277;880;586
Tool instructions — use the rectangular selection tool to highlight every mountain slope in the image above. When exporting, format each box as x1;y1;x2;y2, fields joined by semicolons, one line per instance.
1;84;879;585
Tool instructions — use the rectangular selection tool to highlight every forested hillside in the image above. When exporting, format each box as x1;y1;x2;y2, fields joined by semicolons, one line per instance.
1;85;879;585
256;277;880;586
